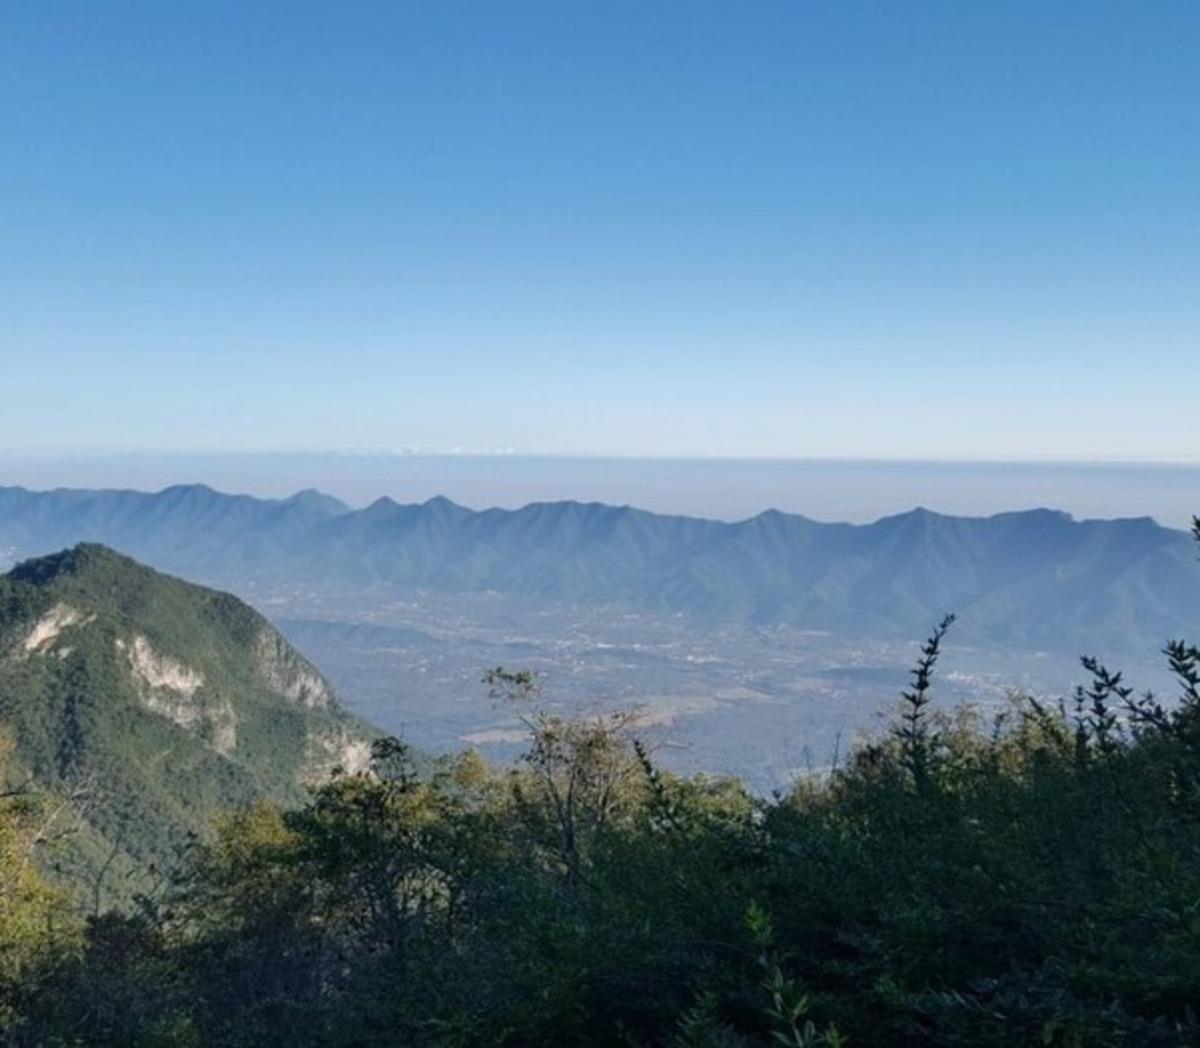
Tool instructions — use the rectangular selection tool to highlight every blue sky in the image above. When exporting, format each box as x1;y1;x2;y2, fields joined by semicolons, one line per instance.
3;1;1198;459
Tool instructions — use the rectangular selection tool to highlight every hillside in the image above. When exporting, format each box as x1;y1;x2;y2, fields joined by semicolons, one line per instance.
2;485;1199;651
0;544;373;905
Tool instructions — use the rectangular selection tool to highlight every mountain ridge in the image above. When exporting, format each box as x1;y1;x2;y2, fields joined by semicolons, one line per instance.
0;480;1175;535
1;484;1196;652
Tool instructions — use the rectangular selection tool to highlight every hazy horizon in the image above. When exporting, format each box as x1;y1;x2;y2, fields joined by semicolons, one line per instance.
3;453;1197;529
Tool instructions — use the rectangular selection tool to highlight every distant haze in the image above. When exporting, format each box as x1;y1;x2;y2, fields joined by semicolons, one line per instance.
1;454;1197;528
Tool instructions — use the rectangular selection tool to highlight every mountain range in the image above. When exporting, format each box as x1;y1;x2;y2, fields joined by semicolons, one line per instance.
1;483;1198;652
0;543;373;905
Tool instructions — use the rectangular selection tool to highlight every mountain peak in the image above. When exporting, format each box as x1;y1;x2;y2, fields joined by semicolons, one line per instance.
872;506;945;529
737;508;817;534
422;495;470;517
283;489;350;516
364;495;401;513
158;482;218;498
7;542;134;587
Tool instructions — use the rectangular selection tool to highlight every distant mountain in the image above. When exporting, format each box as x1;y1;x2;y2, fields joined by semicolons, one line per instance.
0;483;350;578
0;544;373;904
1;484;1197;652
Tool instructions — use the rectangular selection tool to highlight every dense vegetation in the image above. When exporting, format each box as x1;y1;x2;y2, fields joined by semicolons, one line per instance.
3;528;1200;1045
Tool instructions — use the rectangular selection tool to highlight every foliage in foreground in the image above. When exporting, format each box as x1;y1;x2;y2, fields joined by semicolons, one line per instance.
4;528;1200;1045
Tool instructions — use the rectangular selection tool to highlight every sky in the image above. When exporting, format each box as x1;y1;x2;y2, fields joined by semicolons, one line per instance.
2;1;1199;461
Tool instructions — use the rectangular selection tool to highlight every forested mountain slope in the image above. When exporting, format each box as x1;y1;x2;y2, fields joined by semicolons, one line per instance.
0;544;373;903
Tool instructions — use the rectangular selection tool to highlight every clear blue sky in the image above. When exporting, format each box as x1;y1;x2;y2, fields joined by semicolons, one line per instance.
3;1;1198;460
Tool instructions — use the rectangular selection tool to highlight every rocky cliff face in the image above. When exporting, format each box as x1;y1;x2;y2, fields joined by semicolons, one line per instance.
255;627;335;709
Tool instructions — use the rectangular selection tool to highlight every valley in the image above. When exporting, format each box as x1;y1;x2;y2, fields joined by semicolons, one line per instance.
261;586;1148;794
2;483;1186;792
